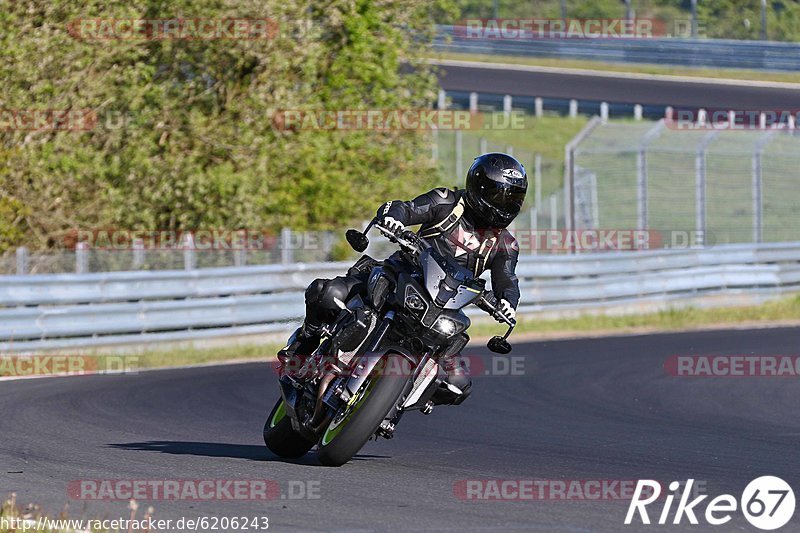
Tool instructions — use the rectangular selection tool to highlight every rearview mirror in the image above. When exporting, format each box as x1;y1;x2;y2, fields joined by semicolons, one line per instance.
346;229;369;252
487;336;512;354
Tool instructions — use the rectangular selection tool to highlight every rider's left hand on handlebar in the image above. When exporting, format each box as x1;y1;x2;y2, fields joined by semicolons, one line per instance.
380;216;405;234
497;299;516;321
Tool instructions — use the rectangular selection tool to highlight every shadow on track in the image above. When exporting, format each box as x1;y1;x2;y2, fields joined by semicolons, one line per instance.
108;441;388;465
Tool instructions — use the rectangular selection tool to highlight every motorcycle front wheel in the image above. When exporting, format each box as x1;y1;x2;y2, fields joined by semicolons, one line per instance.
316;354;410;467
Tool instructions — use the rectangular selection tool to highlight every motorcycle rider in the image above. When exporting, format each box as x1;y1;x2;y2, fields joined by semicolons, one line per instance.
279;153;527;405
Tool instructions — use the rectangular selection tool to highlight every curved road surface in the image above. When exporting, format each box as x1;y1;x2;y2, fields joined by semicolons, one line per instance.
437;61;800;110
2;327;800;531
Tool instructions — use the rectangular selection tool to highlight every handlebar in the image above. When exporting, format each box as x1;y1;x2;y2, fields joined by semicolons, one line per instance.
373;222;424;257
477;291;516;327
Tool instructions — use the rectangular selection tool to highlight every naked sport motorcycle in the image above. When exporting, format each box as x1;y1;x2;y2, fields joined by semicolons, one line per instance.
263;220;516;466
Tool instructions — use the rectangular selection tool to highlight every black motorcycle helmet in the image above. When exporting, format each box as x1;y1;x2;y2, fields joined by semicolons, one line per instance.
464;153;528;228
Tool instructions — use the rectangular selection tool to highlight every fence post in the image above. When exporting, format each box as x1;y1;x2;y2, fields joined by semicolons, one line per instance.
16;246;28;275
503;94;512;115
634;104;643;121
569;99;578;118
695;131;719;247
752;131;776;243
437;89;447;110
535;97;543;118
183;232;196;270
751;149;763;244
564;116;602;252
636;149;647;230
280;227;294;264
550;194;557;230
637;120;666;231
534;154;542;217
76;241;89;274
479;137;487;154
469;92;478;113
431;128;439;162
600;102;609;123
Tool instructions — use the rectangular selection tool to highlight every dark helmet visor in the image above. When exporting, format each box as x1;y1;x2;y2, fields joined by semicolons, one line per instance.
482;182;527;214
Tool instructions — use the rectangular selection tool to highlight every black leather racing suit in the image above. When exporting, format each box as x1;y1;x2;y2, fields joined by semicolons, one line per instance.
303;187;521;402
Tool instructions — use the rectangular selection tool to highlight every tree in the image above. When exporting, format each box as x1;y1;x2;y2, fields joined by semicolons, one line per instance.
0;0;455;252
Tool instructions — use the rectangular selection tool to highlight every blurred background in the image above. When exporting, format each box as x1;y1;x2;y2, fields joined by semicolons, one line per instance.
1;0;799;353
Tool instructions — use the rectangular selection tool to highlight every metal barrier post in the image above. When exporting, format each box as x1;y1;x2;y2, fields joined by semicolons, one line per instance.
503;94;512;115
280;228;293;265
76;242;89;274
132;238;145;269
183;233;196;270
16;247;28;275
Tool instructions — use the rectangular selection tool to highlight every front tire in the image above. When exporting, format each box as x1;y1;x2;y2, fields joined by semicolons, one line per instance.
316;355;410;467
263;398;314;459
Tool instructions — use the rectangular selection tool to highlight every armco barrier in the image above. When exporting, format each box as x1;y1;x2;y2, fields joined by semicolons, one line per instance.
434;25;800;71
1;242;800;352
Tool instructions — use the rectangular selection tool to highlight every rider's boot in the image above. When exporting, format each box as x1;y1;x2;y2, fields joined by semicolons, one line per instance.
277;322;321;376
432;353;472;405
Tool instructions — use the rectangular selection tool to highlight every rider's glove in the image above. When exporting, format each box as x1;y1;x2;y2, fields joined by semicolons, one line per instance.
498;299;516;321
381;216;405;234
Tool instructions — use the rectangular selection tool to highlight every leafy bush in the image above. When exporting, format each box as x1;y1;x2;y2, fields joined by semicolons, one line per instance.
0;0;455;252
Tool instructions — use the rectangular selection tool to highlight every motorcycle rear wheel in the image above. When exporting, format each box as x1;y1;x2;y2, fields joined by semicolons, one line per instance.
263;398;315;459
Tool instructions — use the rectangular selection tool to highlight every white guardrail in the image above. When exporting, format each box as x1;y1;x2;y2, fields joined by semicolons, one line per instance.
2;242;800;352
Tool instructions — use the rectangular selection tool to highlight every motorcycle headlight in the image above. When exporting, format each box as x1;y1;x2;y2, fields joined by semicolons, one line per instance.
433;316;462;337
404;285;427;313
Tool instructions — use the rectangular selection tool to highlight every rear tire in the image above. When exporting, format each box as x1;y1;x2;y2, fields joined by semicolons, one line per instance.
263;398;314;459
316;355;410;467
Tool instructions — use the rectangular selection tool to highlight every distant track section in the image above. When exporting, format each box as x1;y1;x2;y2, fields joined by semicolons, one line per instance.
435;59;800;110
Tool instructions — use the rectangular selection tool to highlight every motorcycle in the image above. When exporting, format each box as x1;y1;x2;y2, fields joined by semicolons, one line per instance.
263;220;516;466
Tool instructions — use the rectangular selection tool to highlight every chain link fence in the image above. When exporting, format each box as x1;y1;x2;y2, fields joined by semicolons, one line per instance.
569;119;800;250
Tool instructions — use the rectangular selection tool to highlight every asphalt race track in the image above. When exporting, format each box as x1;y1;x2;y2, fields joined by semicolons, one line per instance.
2;326;800;532
437;62;800;110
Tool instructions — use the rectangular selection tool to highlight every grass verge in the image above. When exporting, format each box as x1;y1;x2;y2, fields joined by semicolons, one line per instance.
470;295;800;339
434;52;800;84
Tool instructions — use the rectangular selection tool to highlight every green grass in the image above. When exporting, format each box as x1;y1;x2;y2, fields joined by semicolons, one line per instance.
129;342;282;369
470;294;800;338
436;52;800;84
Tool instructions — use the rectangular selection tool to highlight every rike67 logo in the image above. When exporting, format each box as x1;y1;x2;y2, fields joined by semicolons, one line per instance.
625;477;795;530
